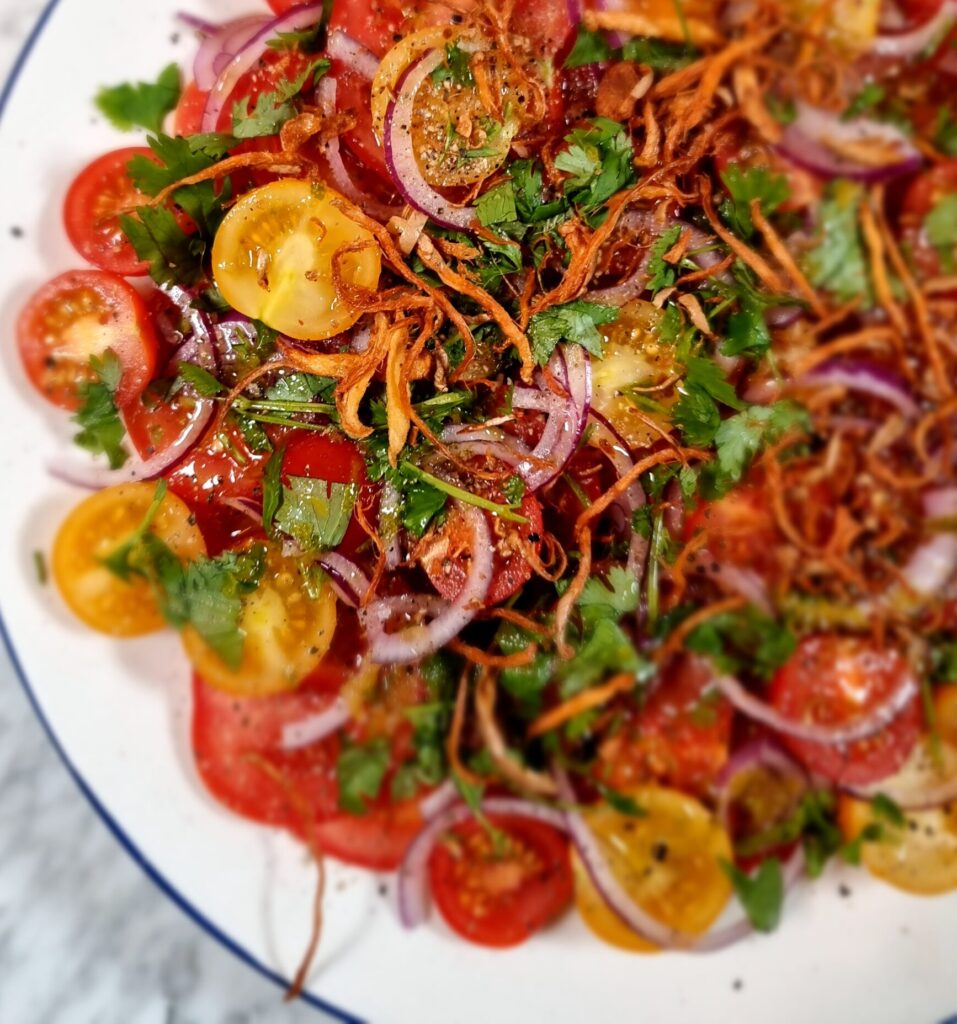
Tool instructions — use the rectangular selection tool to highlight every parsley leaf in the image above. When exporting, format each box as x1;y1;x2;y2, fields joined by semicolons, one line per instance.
476;182;518;227
565;27;613;68
430;42;474;87
72;352;127;469
120;204;206;288
95;63;181;134
804;180;872;305
261;447;285;534
620;36;695;70
925;193;957;274
232;57;330;138
337;738;390;814
645;225;682;293
723;290;772;359
721;858;784;933
579;566;640;624
399;473;449;538
720;164;790;240
274;477;359;552
673;354;745;447
558;619;645;699
686;605;797;680
175;361;223;398
555;118;636;216
528;299;618;364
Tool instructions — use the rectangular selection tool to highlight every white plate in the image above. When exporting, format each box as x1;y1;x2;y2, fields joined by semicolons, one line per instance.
0;3;955;1022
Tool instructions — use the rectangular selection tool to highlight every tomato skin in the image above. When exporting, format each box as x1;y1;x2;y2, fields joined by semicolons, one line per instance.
191;666;343;830
63;148;154;276
597;656;733;798
901;161;957;282
174;80;209;136
17;270;158;410
329;0;405;57
512;0;575;59
422;494;543;607
770;636;923;786
429;815;573;947
311;801;424;870
267;0;310;12
336;68;392;182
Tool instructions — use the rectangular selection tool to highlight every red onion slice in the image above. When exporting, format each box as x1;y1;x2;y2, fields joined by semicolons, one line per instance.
397;797;569;928
799;361;919;420
924;486;957;520
194;16;270;92
713;668;919;746
202;4;324;133
513;346;592;492
318;552;372;608
900;534;957;597
326;29;381;80
714;739;808;835
778;102;922;183
871;0;956;57
383;50;478;230
315;77;401;222
360;502;493;663
281;698;351;750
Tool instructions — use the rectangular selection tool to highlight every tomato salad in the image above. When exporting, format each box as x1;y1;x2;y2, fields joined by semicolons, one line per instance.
19;0;957;960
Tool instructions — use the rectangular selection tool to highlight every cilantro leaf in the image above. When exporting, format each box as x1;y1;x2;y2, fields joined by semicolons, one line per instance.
558;619;645;699
266;372;335;403
231;57;330;139
175;361;224;397
400;473;448;538
804;180;872;306
685;605;796;680
925;193;957;274
555;118;635;216
262;447;285;534
579;566;640;624
476;182;518;227
120;204;206;287
673;354;745;447
337;738;390;814
723;291;772;359
528;299;618;364
95;63;181;134
721;858;784;933
720;164;790;240
595;782;647;818
274;476;359;552
72;351;127;469
620;36;695;70
934;108;957;157
430;42;474;87
645;225;682;293
565;27;613;68
842;82;885;122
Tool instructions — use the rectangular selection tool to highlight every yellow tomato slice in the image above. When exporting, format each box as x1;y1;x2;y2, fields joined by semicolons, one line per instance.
53;482;205;637
181;546;337;697
212;179;381;341
839;795;957;896
572;785;733;952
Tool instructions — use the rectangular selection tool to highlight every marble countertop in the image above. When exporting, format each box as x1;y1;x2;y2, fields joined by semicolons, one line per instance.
0;6;331;1022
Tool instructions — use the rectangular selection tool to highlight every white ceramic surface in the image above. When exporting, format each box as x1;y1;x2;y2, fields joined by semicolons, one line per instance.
0;3;955;1022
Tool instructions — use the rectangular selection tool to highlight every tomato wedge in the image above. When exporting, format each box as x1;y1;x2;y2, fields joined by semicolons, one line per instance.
336;69;393;182
429;814;573;947
17;269;158;410
770;636;922;786
312;800;425;871
329;0;405;57
63;148;155;276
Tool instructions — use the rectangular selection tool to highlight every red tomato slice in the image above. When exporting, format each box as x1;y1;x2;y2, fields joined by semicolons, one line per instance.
881;0;944;29
513;0;575;58
329;0;405;58
597;655;733;797
421;494;543;607
174;80;208;136
312;801;425;870
770;636;923;786
268;0;311;12
429;814;573;947
17;270;157;410
543;446;608;546
63;148;155;276
191;664;344;829
901;161;957;282
336;68;392;182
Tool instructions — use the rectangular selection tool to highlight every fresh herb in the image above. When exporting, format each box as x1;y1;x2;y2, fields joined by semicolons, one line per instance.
528;299;618;365
120;204;207;287
555;118;636;217
175;361;224;398
804;179;872;306
870;793;906;829
274;477;359;552
673;354;746;448
565;27;613;68
645;224;683;293
232;57;330;138
72;351;127;469
766;94;797;126
400;472;449;538
33;550;48;586
430;42;474;87
721;858;784;933
579;566;640;625
925;194;957;274
267;23;324;52
266;372;336;404
475;182;519;227
686;605;797;680
398;462;528;523
558;618;648;699
337;738;390;814
596;782;647;818
261;447;285;534
934;108;957;157
723;290;773;360
95;63;181;133
842;82;886;122
720;164;790;240
620;36;695;70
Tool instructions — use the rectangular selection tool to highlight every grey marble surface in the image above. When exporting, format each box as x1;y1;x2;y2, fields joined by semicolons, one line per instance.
0;6;332;1022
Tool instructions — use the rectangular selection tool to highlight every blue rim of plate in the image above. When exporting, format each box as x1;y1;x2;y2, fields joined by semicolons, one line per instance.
0;5;360;1020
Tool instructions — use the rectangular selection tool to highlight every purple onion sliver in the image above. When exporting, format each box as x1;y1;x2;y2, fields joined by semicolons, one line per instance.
281;698;352;750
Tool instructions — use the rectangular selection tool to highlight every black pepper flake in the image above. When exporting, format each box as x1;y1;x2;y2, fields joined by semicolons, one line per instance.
838;883;852;898
732;979;744;992
10;226;23;238
378;882;388;897
170;32;180;44
651;841;669;863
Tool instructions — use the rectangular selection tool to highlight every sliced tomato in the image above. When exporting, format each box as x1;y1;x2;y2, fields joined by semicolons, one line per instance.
311;800;425;870
880;0;944;29
268;0;311;12
329;0;405;57
543;446;608;547
597;655;733;798
429;814;573;947
901;161;957;281
684;484;778;576
174;80;209;136
191;663;344;829
17;270;158;410
513;0;575;59
770;636;923;786
63;148;153;276
336;68;392;182
422;493;543;607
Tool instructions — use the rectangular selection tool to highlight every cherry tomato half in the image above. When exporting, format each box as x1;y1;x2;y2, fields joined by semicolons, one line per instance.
429;814;573;947
17;269;158;410
770;636;922;787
